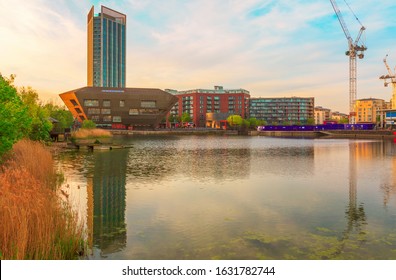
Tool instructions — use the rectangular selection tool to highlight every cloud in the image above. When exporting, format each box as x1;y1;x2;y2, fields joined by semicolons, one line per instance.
0;0;395;112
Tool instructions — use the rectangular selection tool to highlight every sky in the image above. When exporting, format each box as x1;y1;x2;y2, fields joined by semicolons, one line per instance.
0;0;395;113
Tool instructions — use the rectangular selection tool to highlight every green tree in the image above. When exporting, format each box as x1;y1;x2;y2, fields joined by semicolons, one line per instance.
339;117;349;124
181;112;191;123
0;74;31;159
18;86;53;141
306;118;315;125
81;119;96;129
227;115;243;127
44;102;73;130
248;117;258;129
257;119;267;126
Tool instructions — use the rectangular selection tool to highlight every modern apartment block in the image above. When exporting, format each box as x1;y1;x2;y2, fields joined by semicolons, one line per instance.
354;98;388;124
166;86;250;127
249;97;314;124
87;6;126;88
314;106;331;124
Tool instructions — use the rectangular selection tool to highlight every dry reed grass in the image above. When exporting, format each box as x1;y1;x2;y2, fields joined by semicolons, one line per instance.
71;128;112;139
0;139;84;259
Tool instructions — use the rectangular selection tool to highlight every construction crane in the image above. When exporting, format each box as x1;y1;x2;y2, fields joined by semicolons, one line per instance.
329;0;367;123
379;54;396;109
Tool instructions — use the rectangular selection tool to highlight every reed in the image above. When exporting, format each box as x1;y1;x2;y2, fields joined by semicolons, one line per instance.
71;128;112;139
0;140;85;259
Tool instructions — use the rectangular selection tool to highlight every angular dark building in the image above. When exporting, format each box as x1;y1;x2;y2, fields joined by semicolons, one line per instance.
87;6;126;88
60;87;178;129
60;6;177;128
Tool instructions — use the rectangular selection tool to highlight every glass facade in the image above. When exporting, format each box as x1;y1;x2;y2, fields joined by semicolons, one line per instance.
90;6;126;88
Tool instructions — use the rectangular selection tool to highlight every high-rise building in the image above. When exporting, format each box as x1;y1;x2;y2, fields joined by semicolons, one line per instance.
87;6;126;88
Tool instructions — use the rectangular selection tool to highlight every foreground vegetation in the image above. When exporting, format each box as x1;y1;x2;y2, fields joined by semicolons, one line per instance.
0;73;73;160
0;140;85;259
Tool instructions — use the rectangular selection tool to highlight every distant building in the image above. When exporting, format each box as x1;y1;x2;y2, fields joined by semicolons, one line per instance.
354;98;387;124
166;86;250;128
314;106;331;124
60;87;177;129
249;97;314;124
331;111;349;122
87;6;126;88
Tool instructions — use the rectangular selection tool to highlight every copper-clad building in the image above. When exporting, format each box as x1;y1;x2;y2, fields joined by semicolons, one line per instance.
60;87;177;129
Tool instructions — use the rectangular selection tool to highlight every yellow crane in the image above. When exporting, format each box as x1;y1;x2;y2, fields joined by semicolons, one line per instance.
329;0;367;123
379;55;396;109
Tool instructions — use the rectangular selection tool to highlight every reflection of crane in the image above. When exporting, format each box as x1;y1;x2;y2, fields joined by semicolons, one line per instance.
379;54;396;109
330;0;367;123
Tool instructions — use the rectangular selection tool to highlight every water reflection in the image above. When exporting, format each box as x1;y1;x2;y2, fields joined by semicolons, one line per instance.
87;150;128;257
55;137;396;259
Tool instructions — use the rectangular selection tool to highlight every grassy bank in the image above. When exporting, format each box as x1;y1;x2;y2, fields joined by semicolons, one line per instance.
0;140;85;259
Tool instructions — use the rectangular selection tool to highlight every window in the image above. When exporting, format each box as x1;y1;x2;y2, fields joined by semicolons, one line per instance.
101;108;111;114
141;100;156;108
75;108;82;114
129;109;139;115
91;115;100;122
113;116;122;122
120;100;125;107
103;100;111;107
84;99;99;107
88;108;100;114
70;99;78;106
103;116;112;122
140;108;160;114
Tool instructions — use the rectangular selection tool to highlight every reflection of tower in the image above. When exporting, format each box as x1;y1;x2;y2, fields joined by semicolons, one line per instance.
86;150;128;255
380;141;396;207
343;142;367;239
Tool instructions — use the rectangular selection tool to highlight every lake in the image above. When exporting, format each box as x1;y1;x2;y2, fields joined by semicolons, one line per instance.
54;135;396;260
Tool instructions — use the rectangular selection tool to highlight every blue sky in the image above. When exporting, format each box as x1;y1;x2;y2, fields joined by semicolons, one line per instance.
0;0;395;113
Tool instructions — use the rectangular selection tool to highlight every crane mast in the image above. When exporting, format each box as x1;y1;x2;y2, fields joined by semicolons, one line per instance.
329;0;367;123
379;55;396;109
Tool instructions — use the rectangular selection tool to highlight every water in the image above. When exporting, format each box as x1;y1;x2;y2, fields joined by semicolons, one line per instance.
55;135;396;260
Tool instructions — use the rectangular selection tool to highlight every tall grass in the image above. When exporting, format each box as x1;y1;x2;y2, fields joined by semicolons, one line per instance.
0;139;85;259
71;128;112;139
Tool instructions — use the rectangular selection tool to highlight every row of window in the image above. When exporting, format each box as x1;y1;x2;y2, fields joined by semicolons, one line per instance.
90;115;122;122
83;99;155;108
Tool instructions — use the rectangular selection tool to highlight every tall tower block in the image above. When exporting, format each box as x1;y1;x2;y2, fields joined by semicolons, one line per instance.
87;6;126;88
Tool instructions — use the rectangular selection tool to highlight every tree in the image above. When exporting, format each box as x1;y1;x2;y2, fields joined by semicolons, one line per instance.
227;115;243;127
306;118;315;125
248;117;258;129
181;112;191;123
18;87;53;141
81;120;96;129
339;117;349;124
44;102;73;130
0;74;31;159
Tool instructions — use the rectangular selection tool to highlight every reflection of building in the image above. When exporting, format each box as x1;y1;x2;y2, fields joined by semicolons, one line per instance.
314;106;331;124
166;86;250;127
87;6;126;88
249;97;314;124
87;150;128;255
60;87;177;129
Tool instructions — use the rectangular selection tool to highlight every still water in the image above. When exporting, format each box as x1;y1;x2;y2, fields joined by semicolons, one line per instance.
55;135;396;260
